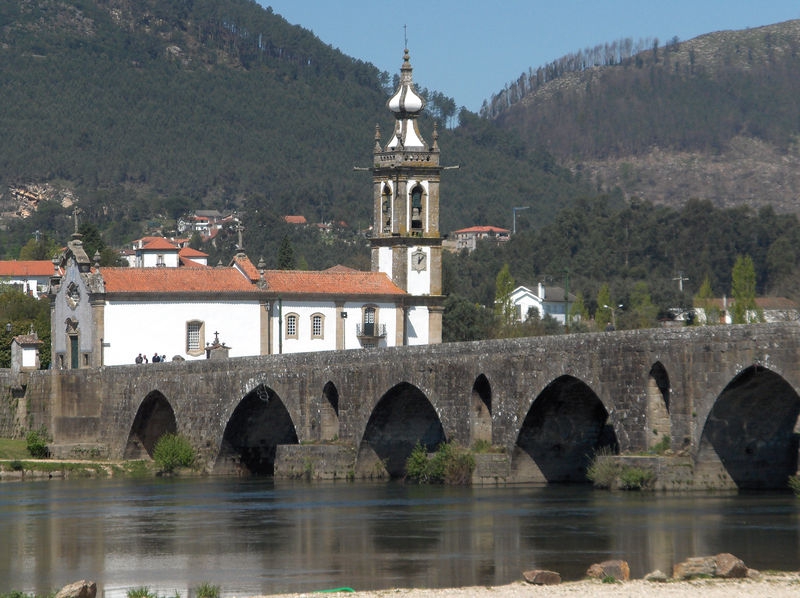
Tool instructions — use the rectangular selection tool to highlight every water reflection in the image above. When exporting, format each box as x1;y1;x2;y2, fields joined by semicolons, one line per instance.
0;479;799;597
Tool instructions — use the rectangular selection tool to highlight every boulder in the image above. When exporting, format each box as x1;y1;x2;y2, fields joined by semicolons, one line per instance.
714;553;747;578
672;554;748;580
586;559;630;581
523;569;562;585
55;581;96;598
644;569;669;582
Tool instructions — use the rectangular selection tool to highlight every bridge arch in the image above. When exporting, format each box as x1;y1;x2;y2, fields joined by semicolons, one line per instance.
696;365;800;489
646;361;672;451
123;391;177;460
470;374;492;447
355;382;446;479
213;383;299;476
512;375;618;483
319;381;340;441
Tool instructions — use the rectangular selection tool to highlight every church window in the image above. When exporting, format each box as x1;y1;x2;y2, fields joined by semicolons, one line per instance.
186;320;205;356
311;313;324;338
286;314;298;339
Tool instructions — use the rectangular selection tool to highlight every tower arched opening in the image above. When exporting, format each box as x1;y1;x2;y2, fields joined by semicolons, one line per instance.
356;382;445;479
214;384;298;476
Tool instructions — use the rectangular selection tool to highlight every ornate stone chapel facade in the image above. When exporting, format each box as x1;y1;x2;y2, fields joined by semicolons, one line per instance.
48;50;444;367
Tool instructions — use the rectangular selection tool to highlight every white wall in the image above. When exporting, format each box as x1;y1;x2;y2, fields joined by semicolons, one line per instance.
405;305;430;345
406;247;431;296
102;299;262;365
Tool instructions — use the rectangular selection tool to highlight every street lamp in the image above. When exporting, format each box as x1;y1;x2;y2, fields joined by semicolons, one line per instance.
603;304;623;330
512;206;530;235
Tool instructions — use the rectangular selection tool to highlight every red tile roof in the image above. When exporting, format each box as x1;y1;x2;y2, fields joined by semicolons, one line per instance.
101;267;261;294
231;254;261;282
454;226;510;234
263;269;405;296
178;246;208;258
284;215;307;225
141;237;179;251
0;260;55;277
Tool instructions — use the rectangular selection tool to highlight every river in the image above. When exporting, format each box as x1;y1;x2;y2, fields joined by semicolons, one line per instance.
0;478;798;597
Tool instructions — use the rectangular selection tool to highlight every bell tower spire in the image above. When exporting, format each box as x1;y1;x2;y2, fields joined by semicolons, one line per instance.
370;48;443;346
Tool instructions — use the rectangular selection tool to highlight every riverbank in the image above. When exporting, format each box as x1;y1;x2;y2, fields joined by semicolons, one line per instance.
259;573;800;598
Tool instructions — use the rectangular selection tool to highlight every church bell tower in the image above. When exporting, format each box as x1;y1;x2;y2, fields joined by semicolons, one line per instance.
371;49;443;345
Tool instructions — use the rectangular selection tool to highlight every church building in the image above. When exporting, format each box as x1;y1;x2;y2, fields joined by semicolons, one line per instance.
48;49;445;367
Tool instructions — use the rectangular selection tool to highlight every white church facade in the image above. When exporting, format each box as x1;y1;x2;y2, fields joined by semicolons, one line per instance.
49;49;444;367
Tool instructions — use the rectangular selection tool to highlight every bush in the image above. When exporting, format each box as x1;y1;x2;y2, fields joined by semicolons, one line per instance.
152;433;195;473
25;428;49;459
193;583;220;598
586;451;620;488
127;589;157;598
789;475;800;496
405;442;475;485
618;466;656;490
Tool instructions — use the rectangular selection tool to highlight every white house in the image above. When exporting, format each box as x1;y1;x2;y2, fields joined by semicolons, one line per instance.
693;296;800;325
508;283;576;325
0;260;56;299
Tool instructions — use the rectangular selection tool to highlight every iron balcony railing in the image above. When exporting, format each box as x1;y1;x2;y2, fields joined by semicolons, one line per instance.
356;323;387;339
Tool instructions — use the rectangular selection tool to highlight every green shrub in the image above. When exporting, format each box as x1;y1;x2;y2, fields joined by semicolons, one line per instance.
618;466;656;490
649;435;671;455
586;451;620;488
152;433;195;473
405;442;475;485
9;460;23;471
193;583;220;598
789;475;800;496
127;589;158;598
25;428;49;459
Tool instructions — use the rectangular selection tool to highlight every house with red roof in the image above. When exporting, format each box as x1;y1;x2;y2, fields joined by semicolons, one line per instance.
453;225;510;252
0;260;56;299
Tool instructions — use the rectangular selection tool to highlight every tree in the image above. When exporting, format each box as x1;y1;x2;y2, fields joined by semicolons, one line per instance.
693;275;718;325
493;264;516;329
18;236;59;261
595;284;613;330
731;255;762;323
627;281;658;329
277;236;295;270
443;294;492;342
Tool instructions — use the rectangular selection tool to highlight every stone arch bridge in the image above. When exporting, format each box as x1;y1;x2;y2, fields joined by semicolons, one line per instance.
11;322;800;489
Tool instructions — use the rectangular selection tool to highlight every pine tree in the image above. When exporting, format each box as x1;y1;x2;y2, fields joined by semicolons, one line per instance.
277;236;296;270
731;255;762;323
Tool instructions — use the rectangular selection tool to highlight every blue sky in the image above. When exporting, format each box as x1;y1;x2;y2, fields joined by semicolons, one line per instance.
259;1;800;113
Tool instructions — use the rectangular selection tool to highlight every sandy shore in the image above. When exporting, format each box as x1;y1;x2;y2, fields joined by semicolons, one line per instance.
256;573;800;598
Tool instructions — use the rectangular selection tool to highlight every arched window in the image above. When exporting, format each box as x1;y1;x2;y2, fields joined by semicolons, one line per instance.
410;185;423;232
311;313;324;339
381;184;392;232
286;314;298;339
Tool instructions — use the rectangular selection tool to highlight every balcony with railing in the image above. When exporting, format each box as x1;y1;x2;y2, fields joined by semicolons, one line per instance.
356;323;387;339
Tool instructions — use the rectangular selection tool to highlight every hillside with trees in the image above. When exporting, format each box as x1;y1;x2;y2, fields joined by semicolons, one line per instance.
486;20;800;214
0;0;590;259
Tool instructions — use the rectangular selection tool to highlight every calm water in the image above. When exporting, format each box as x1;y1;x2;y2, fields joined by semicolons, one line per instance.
1;478;799;597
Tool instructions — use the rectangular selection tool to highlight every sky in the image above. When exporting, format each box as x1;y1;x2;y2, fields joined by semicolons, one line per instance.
259;1;800;113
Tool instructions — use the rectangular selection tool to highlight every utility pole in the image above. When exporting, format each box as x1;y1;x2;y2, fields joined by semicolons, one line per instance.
513;206;530;234
673;271;689;292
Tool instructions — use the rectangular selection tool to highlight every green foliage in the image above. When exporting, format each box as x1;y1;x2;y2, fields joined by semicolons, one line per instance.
405;442;475;485
193;583;220;598
595;284;613;330
649;435;671;455
618;466;656;491
494;263;516;327
277;235;296;270
127;589;158;598
731;255;762;323
152;433;195;473
789;475;800;496
0;289;51;369
586;451;620;489
25;428;49;459
442;294;493;342
694;275;719;325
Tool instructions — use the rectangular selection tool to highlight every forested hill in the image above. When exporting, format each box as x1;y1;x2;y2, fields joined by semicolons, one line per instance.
0;0;590;258
486;20;800;214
